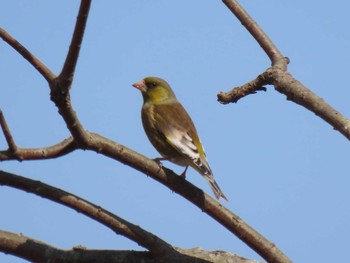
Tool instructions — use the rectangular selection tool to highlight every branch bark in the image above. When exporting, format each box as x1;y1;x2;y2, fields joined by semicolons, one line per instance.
0;170;179;261
0;230;255;263
0;109;17;153
59;0;91;87
0;137;76;161
0;170;258;262
222;0;285;66
218;0;350;141
0;28;55;82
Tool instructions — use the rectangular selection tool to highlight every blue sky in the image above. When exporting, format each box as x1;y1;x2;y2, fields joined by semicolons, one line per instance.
1;1;350;262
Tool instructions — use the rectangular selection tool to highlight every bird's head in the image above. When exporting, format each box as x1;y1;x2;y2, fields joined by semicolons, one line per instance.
132;77;176;104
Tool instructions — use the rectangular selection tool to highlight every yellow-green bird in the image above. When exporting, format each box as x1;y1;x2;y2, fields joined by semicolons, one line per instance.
133;76;228;201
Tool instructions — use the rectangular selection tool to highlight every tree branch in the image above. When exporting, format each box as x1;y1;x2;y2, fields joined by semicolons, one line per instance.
217;73;268;104
0;171;257;263
218;0;350;141
0;230;254;263
0;109;17;153
267;68;350;140
73;132;291;263
0;137;76;161
59;0;91;87
222;0;285;67
0;170;179;260
49;0;92;146
0;28;56;82
0;2;91;146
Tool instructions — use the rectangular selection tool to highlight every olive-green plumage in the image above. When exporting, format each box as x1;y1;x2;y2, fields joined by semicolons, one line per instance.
133;76;227;201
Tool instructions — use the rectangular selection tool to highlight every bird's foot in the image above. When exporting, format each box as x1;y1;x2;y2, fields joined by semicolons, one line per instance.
180;166;189;179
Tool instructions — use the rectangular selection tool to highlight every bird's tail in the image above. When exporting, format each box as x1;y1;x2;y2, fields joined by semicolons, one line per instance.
204;175;228;201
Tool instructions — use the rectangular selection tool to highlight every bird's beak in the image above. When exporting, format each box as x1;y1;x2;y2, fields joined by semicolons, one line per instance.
132;80;147;93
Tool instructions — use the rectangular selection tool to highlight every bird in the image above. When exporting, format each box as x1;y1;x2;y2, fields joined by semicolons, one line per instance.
132;76;228;201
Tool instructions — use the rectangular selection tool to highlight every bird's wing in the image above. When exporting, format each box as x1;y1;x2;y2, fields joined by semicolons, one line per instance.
166;128;201;163
153;102;211;175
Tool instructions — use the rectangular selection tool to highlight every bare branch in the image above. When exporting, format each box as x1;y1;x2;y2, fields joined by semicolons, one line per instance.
0;230;254;263
218;66;350;140
0;170;184;260
0;137;76;161
0;229;151;263
1;171;257;262
0;109;17;153
0;1;91;147
217;74;267;104
219;1;350;141
0;28;56;82
49;0;92;146
222;0;285;67
79;132;291;263
267;68;350;140
0;230;62;263
59;0;92;87
49;77;89;145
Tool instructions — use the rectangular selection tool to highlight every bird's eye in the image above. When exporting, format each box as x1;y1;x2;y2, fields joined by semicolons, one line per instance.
149;83;156;89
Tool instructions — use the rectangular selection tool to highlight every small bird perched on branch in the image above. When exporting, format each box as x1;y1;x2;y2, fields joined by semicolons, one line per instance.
132;76;228;201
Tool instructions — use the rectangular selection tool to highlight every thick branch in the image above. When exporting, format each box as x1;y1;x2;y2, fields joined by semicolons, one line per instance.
0;229;152;263
0;171;177;260
0;172;257;262
267;68;350;140
0;230;254;263
0;137;76;161
72;132;291;263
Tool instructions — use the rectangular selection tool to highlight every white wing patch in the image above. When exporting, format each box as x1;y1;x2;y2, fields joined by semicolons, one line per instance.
168;129;200;161
167;128;210;175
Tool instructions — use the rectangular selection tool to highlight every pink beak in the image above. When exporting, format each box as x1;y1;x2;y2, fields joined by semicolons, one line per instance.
132;79;147;92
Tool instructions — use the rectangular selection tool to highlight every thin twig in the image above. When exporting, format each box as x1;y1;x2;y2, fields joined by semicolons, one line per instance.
0;137;76;161
0;109;17;153
59;0;91;87
0;28;56;83
222;0;285;67
217;73;267;104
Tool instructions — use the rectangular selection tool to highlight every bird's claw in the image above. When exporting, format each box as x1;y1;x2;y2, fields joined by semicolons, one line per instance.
180;166;189;179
